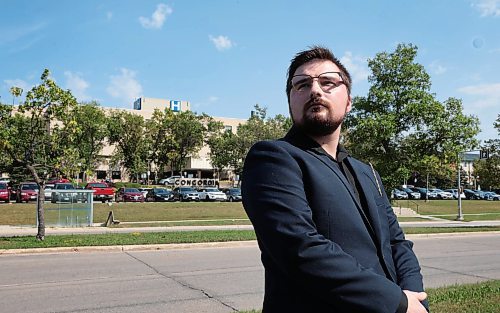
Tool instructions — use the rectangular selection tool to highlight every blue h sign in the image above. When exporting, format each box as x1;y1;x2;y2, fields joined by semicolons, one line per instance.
170;100;181;112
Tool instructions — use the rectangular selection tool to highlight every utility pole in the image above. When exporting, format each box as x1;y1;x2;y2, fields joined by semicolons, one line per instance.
456;152;464;221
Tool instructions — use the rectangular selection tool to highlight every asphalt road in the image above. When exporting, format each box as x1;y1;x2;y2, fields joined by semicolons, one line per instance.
0;233;498;313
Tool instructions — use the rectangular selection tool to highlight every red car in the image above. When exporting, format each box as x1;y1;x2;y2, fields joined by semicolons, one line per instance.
115;187;144;202
0;182;11;203
16;182;39;203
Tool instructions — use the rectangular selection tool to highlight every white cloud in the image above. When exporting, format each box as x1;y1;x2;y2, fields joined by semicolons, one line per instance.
139;3;172;29
4;79;30;92
209;35;233;51
429;61;447;75
106;11;113;20
208;96;219;103
458;82;500;108
472;0;500;17
64;71;90;101
106;68;143;105
340;52;369;83
0;22;46;45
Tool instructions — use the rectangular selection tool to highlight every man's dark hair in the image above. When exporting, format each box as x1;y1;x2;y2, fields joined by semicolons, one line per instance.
286;46;352;102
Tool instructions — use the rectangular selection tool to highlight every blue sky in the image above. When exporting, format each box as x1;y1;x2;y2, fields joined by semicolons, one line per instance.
1;0;499;141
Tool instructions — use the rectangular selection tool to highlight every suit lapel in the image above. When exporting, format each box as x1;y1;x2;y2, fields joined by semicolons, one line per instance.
347;160;384;247
305;150;378;239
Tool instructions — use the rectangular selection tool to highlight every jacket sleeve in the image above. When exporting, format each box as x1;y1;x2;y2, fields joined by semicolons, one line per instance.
242;141;406;313
375;170;429;311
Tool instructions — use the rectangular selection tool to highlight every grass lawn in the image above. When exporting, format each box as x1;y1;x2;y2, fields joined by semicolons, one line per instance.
0;230;257;249
239;280;500;313
0;202;248;226
393;199;500;221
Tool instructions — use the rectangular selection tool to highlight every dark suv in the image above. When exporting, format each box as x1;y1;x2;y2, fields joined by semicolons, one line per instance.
224;188;242;202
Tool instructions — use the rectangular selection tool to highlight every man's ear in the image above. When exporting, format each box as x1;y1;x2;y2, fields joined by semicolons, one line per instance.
346;95;352;113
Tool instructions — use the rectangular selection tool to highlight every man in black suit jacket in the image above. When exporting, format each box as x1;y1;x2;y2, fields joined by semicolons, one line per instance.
242;46;428;313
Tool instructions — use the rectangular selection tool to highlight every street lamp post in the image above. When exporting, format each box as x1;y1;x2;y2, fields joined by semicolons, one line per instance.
457;158;464;221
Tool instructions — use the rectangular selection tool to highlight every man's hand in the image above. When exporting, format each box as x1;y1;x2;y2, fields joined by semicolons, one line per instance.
403;290;428;313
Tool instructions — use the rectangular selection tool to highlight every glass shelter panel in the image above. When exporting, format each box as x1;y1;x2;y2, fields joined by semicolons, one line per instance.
39;190;95;227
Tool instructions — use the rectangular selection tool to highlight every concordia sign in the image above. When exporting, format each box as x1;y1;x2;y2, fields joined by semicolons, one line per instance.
173;178;218;187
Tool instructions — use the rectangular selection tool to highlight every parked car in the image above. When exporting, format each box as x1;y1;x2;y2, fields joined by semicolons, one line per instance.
410;187;438;200
172;186;200;202
400;187;421;200
463;189;481;200
475;190;489;200
391;189;408;200
138;187;153;198
85;182;114;203
430;188;453;200
146;188;174;202
44;183;54;202
16;182;39;203
0;182;11;203
115;187;145;202
51;183;86;203
443;189;466;199
159;176;181;186
483;191;500;201
224;188;242;202
198;187;227;202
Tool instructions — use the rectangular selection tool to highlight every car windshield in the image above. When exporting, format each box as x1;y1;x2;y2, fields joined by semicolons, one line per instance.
125;188;140;193
155;189;169;194
22;184;39;190
56;184;74;189
230;188;241;194
205;188;220;192
90;183;108;188
0;183;7;189
180;187;196;192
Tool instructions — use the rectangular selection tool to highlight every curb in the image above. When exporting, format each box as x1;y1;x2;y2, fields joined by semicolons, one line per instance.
1;232;499;255
0;240;258;255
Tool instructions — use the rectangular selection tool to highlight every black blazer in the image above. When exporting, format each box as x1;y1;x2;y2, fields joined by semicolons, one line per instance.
242;127;426;313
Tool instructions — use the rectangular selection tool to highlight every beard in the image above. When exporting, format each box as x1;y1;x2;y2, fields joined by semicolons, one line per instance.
293;99;345;137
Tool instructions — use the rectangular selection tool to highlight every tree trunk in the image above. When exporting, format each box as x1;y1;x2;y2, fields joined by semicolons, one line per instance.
36;188;45;241
26;163;45;240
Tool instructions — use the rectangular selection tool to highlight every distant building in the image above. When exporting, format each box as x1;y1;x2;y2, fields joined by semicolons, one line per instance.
93;97;246;183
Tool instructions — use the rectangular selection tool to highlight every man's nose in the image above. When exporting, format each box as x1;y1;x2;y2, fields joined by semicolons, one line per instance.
309;78;323;95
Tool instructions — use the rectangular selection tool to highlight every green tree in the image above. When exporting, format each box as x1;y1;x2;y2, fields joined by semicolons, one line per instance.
206;123;237;179
0;103;14;175
344;44;480;192
233;105;291;178
9;86;23;105
168;110;207;175
145;108;179;181
474;114;500;190
1;69;79;240
72;101;109;181
107;110;148;182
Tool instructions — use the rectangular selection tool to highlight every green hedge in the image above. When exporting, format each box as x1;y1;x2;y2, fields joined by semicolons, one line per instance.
113;182;141;188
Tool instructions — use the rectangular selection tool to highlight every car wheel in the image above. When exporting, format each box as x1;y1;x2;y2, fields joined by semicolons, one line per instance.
206;196;210;201
229;197;233;202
